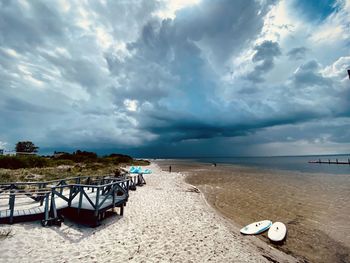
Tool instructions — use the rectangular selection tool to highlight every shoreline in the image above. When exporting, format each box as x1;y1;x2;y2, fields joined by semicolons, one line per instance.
0;162;295;262
185;181;298;263
154;161;298;263
155;159;350;263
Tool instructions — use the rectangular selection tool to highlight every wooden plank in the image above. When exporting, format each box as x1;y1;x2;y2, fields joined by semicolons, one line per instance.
17;210;26;216
28;208;36;215
0;177;130;225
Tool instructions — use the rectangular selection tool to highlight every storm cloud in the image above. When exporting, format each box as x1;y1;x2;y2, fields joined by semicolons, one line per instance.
246;40;282;82
0;0;349;156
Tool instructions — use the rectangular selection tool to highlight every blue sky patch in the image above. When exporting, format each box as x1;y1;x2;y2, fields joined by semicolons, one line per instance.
293;0;338;22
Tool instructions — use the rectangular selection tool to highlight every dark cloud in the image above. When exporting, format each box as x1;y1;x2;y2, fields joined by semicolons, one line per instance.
0;0;349;156
172;0;277;65
246;40;281;82
103;0;280;144
287;47;308;60
0;1;65;51
291;60;333;87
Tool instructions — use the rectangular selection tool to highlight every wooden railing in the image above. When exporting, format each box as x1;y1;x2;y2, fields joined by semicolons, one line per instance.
50;179;129;216
0;176;130;226
0;189;51;224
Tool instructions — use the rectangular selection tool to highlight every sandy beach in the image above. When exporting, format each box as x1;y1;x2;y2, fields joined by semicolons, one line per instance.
0;163;296;263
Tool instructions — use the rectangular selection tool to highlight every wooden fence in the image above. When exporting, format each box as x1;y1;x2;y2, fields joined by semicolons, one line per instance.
0;176;130;226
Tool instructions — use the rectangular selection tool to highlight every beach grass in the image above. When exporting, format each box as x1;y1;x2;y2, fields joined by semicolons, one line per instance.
0;153;149;183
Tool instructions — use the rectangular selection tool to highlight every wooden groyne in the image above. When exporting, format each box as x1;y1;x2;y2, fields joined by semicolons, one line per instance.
0;174;143;227
308;158;350;165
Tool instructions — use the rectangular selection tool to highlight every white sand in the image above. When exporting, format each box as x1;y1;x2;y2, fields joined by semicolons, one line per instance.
0;163;297;262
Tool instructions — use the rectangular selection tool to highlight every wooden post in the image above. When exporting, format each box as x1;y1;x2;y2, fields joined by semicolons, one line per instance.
50;191;57;219
94;186;100;225
9;184;15;206
112;185;116;210
44;192;50;222
59;181;63;195
336;159;338;164
77;187;83;215
68;186;73;207
9;193;15;224
328;159;330;164
95;187;100;217
86;178;89;191
40;183;45;206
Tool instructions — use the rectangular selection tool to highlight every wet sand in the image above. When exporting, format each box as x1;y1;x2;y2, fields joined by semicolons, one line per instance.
156;160;350;263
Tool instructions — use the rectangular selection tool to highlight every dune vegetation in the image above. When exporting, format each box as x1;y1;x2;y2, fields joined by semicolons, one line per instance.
0;150;149;183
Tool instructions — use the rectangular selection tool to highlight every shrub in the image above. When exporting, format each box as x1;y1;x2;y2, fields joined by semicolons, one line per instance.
103;154;133;164
0;156;49;169
54;150;98;163
52;159;75;166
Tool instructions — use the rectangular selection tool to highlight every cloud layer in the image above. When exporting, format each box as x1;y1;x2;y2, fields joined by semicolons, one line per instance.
0;0;349;156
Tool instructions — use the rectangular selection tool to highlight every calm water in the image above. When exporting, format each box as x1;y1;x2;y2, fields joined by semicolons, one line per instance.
192;155;350;175
156;158;350;262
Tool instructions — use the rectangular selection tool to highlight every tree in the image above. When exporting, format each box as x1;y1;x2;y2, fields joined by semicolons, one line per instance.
15;141;39;153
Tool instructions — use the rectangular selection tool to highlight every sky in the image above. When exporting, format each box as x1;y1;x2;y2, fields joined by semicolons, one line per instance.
0;0;349;157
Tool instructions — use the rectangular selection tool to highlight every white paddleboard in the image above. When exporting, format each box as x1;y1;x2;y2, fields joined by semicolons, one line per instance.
268;222;287;242
240;220;272;235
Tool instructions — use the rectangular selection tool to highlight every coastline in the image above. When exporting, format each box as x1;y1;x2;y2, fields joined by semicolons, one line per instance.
185;182;298;263
154;161;298;263
0;162;295;262
155;159;350;263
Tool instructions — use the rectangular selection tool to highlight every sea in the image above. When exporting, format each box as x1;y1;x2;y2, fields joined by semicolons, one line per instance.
192;154;350;175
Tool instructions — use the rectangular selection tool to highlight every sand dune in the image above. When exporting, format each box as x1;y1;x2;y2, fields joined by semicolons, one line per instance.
0;163;295;262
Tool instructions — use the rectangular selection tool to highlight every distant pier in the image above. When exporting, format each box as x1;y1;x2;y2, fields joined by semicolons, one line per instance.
308;158;350;165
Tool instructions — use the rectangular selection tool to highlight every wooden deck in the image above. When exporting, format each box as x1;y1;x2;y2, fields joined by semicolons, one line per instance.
0;175;136;227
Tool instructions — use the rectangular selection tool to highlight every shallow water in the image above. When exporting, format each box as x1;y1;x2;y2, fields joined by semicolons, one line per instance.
193;155;350;175
156;159;350;263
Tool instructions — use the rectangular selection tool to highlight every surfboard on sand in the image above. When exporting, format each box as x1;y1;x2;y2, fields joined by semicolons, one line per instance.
240;220;272;235
268;222;287;242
